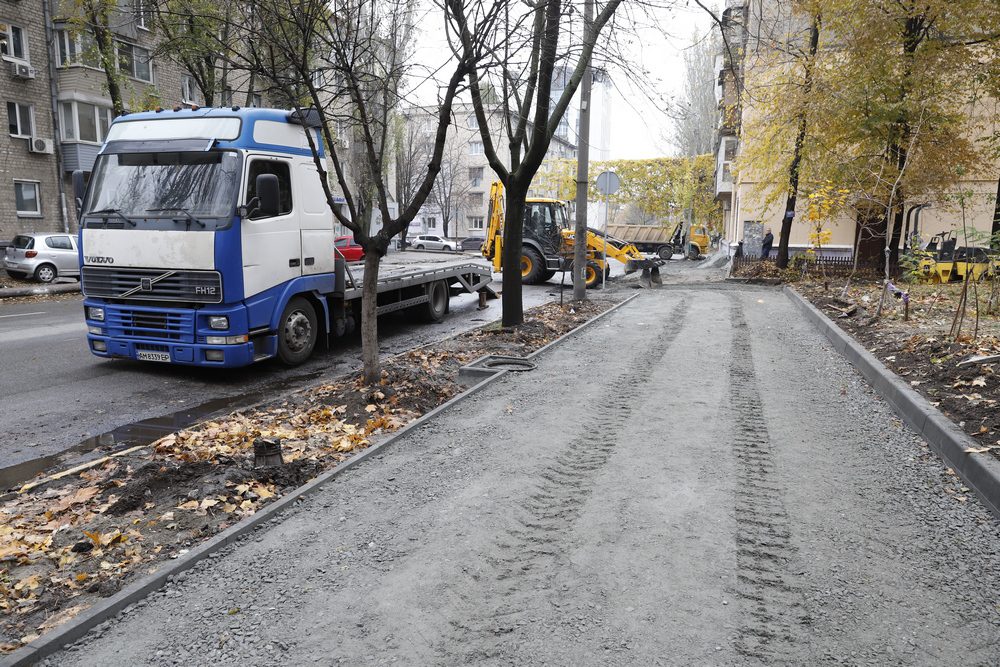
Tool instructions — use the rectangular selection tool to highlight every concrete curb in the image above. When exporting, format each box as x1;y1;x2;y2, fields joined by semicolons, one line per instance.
785;286;1000;520
0;283;80;299
1;293;641;667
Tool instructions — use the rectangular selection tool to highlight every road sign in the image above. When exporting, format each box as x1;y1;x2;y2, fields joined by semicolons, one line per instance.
595;170;620;196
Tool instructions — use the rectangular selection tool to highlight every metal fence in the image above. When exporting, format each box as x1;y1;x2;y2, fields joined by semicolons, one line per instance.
731;255;897;278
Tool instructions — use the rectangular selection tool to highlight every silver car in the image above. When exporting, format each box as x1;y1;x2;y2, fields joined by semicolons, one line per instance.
411;234;455;251
4;233;80;283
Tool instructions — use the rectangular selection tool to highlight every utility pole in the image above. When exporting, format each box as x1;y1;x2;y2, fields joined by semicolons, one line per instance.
572;0;594;300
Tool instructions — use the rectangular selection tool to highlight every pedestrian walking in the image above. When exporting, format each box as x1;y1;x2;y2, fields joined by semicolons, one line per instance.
761;228;774;259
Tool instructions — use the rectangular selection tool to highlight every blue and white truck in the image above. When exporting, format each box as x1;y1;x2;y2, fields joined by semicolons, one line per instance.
76;107;492;368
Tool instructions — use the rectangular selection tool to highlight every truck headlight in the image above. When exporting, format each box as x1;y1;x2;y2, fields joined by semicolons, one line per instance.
87;306;105;321
208;316;229;330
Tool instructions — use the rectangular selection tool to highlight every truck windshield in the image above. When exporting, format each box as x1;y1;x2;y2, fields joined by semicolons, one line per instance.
84;151;240;227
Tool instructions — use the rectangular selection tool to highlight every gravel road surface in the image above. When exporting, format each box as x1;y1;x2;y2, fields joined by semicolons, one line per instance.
46;281;1000;666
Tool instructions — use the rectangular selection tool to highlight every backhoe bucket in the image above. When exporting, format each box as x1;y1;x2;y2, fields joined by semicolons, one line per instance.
629;259;663;288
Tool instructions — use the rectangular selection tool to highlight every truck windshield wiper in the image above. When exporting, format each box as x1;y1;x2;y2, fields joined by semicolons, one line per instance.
146;207;207;228
89;208;137;227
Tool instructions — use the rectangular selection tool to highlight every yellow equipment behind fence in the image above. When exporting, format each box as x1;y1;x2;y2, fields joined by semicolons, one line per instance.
914;232;995;283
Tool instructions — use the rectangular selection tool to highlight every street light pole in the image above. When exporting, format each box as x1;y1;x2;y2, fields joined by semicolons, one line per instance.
572;0;594;301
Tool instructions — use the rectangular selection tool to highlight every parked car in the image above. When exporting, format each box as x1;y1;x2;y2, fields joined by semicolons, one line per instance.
4;233;80;283
334;235;365;262
411;234;455;251
460;237;485;252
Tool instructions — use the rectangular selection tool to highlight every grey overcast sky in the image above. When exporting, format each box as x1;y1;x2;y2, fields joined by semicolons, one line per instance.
605;3;714;159
408;2;716;160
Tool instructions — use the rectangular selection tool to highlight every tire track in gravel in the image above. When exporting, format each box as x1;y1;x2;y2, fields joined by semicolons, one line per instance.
725;294;810;662
441;296;692;662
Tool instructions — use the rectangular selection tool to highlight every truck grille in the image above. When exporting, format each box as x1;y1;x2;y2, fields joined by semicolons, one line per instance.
82;267;222;304
106;307;194;342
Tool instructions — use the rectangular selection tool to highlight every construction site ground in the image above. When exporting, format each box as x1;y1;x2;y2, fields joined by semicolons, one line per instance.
44;264;1000;666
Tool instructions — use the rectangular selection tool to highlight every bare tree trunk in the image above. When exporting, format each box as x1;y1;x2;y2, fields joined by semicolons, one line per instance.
776;12;820;269
361;251;381;384
502;184;527;326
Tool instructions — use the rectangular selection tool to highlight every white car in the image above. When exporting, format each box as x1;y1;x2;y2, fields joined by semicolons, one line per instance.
412;235;455;251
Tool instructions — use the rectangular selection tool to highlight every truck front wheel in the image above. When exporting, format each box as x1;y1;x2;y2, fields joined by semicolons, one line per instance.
277;297;317;365
657;245;673;261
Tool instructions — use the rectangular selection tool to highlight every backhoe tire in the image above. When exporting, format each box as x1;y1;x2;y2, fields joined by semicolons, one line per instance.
585;260;603;289
520;247;545;284
657;245;673;261
539;269;556;283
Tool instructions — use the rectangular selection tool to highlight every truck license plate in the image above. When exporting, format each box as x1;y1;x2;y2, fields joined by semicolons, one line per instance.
137;351;171;362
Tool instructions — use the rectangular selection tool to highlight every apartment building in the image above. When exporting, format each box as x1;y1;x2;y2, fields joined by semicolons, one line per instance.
2;0;259;243
713;0;1000;260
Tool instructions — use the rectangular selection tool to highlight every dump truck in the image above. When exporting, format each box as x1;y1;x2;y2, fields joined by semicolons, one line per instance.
74;106;494;368
482;181;663;288
606;222;711;260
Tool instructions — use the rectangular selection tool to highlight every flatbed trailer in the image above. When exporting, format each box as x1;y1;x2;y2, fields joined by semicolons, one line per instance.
340;251;494;314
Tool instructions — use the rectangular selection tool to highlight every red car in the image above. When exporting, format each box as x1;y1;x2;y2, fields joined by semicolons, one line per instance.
334;236;365;262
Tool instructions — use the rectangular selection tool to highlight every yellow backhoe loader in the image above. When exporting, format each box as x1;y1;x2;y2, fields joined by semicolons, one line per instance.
482;181;663;288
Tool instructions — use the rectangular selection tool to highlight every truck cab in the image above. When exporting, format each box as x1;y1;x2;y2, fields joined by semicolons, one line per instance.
78;107;336;367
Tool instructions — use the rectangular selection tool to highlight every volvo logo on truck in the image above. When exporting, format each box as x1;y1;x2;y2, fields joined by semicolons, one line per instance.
86;256;115;264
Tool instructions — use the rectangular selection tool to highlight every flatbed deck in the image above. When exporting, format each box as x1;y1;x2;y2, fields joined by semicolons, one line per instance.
341;250;494;314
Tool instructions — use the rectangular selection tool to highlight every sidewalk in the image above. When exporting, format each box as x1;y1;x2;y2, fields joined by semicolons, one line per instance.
46;285;1000;666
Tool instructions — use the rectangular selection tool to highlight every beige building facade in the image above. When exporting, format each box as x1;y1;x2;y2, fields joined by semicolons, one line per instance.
714;0;1000;260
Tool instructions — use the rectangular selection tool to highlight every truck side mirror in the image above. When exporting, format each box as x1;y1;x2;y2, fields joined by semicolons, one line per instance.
72;170;86;216
256;173;280;217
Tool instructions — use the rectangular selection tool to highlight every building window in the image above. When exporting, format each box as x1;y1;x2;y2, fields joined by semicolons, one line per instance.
59;101;113;144
468;216;484;230
181;74;197;104
14;181;41;215
134;0;152;30
7;102;33;138
117;42;152;82
466;115;479;129
221;88;234;106
469;140;483;155
0;23;28;62
469;166;483;187
722;163;733;184
56;30;99;68
467;192;484;209
251;93;263;108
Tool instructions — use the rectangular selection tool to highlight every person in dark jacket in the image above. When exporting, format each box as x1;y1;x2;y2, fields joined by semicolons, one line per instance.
761;228;774;259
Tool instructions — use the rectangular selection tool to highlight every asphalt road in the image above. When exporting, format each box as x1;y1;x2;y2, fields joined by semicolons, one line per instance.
49;280;1000;666
0;269;579;477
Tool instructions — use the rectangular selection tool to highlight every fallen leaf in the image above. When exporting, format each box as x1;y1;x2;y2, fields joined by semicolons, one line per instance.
176;500;200;510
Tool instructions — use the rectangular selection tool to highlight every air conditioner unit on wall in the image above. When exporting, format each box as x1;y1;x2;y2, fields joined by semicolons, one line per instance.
28;138;54;154
10;62;36;79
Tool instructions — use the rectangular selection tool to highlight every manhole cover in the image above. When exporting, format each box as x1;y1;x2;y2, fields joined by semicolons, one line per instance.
481;356;536;372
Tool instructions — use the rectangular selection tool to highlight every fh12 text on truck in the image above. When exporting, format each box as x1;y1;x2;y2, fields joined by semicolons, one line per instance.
74;107;493;368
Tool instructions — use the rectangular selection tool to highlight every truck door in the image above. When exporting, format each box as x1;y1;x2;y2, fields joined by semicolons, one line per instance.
241;156;300;297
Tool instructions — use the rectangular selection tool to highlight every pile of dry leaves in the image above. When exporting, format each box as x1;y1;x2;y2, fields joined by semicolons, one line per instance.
0;297;615;652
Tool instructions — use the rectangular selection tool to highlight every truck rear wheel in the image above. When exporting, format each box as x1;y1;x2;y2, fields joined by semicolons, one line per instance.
657;245;673;261
520;247;545;284
277;297;317;365
421;280;450;323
